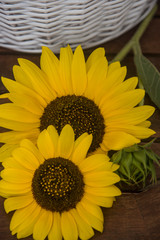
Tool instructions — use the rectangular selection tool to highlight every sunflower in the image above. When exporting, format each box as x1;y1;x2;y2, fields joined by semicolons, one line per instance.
0;124;121;240
0;45;155;160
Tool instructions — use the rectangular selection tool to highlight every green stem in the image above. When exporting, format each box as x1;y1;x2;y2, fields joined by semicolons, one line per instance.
132;40;142;55
132;41;144;106
112;4;157;62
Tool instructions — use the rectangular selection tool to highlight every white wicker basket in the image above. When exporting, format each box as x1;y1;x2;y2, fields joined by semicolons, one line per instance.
0;0;157;53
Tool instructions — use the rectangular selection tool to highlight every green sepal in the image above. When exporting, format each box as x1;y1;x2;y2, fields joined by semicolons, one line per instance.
121;152;133;179
111;150;122;163
133;150;147;175
147;160;157;183
145;149;160;166
124;144;139;153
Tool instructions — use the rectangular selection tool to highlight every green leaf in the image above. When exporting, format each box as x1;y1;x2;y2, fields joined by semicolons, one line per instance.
132;168;143;179
118;165;129;178
145;149;160;166
121;152;133;179
134;52;160;109
124;144;139;153
111;150;122;163
147;160;157;183
133;150;147;175
155;153;160;160
142;138;156;148
132;158;145;176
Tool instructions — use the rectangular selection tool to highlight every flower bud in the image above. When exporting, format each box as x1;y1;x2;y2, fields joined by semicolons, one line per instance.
111;140;160;192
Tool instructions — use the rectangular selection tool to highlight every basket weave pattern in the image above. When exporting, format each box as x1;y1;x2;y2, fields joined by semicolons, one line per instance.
0;0;157;53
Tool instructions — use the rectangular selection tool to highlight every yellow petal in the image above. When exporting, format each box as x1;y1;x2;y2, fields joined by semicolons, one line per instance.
115;76;138;91
100;77;138;105
0;93;9;99
70;208;94;240
71;45;87;95
85;185;121;197
84;171;120;187
18;58;55;102
0;180;31;198
0;144;19;162
20;139;44;164
0;103;40;123
41;46;64;96
100;89;145;115
107;66;126;86
1;168;33;183
88;161;119;172
0;129;39;144
95;66;127;103
102;131;140;151
109;163;119;172
8;92;44;115
79;154;119;173
12;147;39;170
84;192;115;208
37;129;55;159
10;201;38;231
80;196;104;221
79;154;109;172
92;147;108;155
2;157;26;170
13;65;35;89
33;209;53;240
59;45;73;94
76;201;103;233
2;76;47;108
107;124;155;139
107;61;121;75
73;132;88;150
84;56;108;101
137;120;151;128
61;211;78;240
57;125;74;159
47;125;59;150
48;212;62;240
4;194;34;213
0;118;39;131
86;48;105;72
106;105;155;125
15;204;41;239
71;134;92;164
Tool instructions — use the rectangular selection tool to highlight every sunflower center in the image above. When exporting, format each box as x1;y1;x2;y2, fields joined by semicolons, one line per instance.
32;157;84;212
40;95;105;152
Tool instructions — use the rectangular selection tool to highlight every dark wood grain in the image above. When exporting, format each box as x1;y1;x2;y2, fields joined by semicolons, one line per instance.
0;3;160;240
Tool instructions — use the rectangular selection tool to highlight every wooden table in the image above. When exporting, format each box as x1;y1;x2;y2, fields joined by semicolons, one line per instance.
0;2;160;240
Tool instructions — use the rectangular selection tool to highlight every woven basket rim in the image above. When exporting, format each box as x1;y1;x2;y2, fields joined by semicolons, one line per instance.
0;0;157;53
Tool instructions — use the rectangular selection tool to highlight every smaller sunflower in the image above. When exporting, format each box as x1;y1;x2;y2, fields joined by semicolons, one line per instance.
0;125;121;240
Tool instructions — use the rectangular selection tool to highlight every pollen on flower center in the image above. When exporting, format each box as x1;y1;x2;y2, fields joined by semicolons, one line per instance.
40;95;105;152
32;157;84;212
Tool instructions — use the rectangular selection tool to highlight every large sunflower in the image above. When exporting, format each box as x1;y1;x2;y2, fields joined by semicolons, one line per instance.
0;125;121;240
0;45;155;160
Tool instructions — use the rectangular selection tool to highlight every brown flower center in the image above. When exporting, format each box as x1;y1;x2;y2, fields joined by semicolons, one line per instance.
40;95;105;152
32;157;84;212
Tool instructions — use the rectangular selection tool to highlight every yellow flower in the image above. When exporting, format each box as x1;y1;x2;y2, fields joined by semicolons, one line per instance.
0;45;155;160
0;125;121;240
